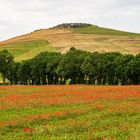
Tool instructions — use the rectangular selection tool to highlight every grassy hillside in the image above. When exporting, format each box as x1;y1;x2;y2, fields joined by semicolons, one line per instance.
73;25;140;36
0;24;140;61
0;40;55;61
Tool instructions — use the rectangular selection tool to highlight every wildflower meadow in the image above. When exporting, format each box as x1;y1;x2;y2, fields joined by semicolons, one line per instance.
0;85;140;139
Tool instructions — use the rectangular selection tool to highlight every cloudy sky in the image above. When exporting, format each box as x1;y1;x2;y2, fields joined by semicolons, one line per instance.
0;0;140;41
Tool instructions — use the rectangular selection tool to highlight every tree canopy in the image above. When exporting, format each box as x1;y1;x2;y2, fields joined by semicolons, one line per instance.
0;48;140;85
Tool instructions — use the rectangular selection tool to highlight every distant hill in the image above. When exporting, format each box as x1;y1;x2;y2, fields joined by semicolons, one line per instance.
0;23;140;61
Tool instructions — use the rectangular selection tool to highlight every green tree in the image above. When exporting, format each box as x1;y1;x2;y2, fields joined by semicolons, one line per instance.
45;52;62;84
6;62;20;85
30;51;62;85
126;54;140;85
103;52;122;85
56;47;88;84
81;52;106;84
0;50;14;84
115;54;134;85
17;60;32;85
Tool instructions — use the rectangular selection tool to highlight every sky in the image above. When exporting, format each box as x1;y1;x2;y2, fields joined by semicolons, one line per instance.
0;0;140;41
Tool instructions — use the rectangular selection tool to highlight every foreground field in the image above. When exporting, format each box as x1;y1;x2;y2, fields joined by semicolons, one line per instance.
0;85;140;140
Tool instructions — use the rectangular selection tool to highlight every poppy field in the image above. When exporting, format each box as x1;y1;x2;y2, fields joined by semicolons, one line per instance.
0;85;140;140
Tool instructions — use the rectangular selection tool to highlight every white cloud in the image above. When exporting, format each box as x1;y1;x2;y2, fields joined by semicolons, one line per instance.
0;0;140;41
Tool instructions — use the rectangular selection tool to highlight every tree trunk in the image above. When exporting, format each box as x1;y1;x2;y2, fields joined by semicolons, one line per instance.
2;74;6;85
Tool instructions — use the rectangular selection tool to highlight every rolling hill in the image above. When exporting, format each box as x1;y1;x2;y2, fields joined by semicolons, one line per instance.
0;23;140;61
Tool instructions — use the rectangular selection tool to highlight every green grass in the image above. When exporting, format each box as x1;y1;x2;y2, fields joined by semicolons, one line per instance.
3;110;138;140
73;25;140;36
0;85;140;140
0;40;55;61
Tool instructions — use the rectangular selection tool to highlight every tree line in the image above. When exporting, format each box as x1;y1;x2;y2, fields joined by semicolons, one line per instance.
0;48;140;85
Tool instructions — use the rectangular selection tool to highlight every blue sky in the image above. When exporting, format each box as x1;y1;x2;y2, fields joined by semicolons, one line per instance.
0;0;140;41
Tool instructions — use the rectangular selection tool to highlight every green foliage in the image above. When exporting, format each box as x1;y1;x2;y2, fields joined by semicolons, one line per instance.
115;54;134;85
56;47;88;84
81;52;121;84
17;60;32;85
126;54;140;84
102;52;122;85
0;50;14;84
0;49;140;85
6;62;20;85
29;51;62;85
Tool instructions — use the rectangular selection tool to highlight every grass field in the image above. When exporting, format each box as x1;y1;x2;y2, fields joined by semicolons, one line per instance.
0;85;140;140
73;26;140;36
0;40;55;61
